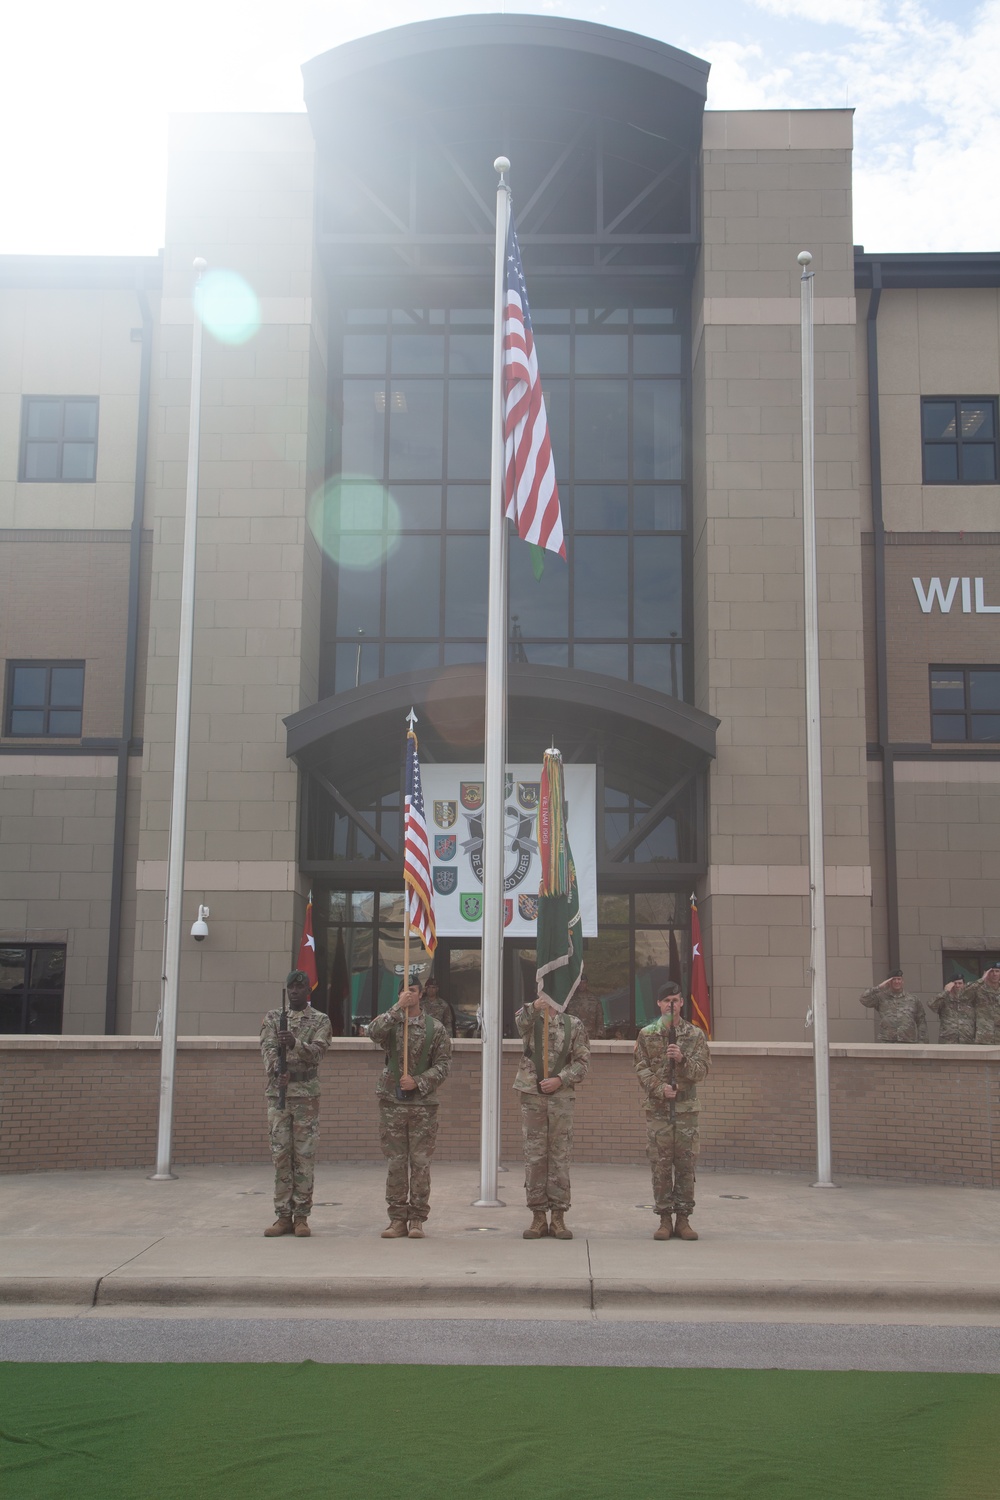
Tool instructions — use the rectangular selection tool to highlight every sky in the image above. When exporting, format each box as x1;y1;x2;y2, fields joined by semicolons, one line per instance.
1;0;994;258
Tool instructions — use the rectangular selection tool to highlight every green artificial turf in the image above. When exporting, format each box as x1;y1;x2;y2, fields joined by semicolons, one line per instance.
1;1363;997;1499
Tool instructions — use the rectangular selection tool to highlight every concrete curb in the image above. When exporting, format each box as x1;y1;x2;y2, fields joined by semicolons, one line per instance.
0;1278;98;1306
92;1277;593;1308
5;1272;999;1316
593;1279;1000;1313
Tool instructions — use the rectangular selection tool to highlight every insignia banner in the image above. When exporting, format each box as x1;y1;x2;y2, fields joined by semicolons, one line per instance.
421;762;597;938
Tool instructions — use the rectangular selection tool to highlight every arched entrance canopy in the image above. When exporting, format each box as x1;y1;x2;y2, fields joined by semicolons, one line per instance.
286;662;717;775
303;16;710;138
285;664;718;887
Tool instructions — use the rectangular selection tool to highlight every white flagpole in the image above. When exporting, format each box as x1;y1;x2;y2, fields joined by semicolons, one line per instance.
798;250;835;1190
473;157;512;1208
151;257;206;1181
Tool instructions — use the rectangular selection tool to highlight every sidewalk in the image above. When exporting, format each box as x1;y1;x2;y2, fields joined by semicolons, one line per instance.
1;1163;998;1323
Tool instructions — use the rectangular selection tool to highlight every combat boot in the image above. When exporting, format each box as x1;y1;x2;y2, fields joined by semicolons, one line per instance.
407;1222;426;1239
264;1216;293;1237
381;1219;409;1238
522;1210;549;1239
674;1214;699;1241
293;1216;311;1237
549;1209;573;1240
653;1213;673;1241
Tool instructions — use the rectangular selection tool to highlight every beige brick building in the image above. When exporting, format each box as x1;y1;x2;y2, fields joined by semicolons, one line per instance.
1;16;998;1043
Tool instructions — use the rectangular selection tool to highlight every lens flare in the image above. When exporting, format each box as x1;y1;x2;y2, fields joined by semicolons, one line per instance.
194;268;261;345
307;476;400;568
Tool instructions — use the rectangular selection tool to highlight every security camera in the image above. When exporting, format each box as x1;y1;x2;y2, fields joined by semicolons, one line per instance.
191;904;210;942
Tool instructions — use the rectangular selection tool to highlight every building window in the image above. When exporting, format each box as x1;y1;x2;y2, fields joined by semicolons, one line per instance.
323;304;689;701
930;666;1000;742
0;945;66;1033
5;661;85;737
921;398;998;483
19;397;99;481
942;952;992;986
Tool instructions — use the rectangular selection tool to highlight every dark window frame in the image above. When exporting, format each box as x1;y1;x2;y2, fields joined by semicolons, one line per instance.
920;396;999;485
4;660;85;739
19;396;99;482
0;943;67;1034
929;664;1000;743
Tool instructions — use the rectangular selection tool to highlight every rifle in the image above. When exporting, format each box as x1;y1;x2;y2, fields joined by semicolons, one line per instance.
667;1014;678;1126
277;988;288;1111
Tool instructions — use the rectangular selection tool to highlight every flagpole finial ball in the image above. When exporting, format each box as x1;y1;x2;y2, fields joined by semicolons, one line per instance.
495;156;510;175
797;250;813;267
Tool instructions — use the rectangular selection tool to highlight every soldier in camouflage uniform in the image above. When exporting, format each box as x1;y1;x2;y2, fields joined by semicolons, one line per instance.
421;977;456;1037
634;982;710;1242
565;978;606;1040
971;963;1000;1044
859;969;927;1042
260;969;333;1237
514;996;590;1240
368;982;452;1238
928;978;976;1044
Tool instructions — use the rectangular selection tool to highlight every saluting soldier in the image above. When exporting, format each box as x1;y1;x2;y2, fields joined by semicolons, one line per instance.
928;977;977;1044
260;969;333;1238
513;994;590;1240
969;962;1000;1044
634;982;710;1242
368;981;452;1238
859;969;927;1042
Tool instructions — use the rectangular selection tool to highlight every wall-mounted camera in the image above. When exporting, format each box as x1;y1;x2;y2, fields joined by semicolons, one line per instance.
190;904;210;942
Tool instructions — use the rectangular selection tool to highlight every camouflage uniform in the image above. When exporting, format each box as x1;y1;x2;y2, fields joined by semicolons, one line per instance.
634;1015;710;1218
513;1005;590;1212
969;978;1000;1044
859;987;927;1042
368;1008;451;1223
423;993;457;1037
927;987;977;1044
565;986;606;1040
260;1002;332;1221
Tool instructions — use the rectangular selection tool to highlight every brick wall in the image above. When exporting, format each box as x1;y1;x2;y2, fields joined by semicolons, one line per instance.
2;1038;997;1187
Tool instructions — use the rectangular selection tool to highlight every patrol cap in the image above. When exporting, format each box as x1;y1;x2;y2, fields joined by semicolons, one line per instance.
888;969;903;979
657;982;681;1000
285;969;310;986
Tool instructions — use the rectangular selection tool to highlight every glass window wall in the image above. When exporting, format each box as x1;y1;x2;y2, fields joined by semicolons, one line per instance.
322;305;689;700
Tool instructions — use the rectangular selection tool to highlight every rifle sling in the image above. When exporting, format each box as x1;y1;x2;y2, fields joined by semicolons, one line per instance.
387;1017;434;1084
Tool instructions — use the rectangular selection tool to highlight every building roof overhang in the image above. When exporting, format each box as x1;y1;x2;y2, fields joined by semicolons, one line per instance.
285;664;718;785
302;15;709;151
0;254;163;292
855;249;1000;290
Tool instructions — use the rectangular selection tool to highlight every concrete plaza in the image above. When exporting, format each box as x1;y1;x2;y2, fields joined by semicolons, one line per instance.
1;1163;997;1325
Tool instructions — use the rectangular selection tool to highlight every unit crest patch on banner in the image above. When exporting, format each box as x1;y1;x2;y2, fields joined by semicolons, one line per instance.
419;762;597;939
434;801;457;829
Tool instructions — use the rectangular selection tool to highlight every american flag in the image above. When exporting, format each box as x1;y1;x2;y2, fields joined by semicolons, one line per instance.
502;219;565;559
404;730;436;956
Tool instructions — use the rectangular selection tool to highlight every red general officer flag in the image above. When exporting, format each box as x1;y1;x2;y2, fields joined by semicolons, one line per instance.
690;893;712;1039
296;893;319;992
